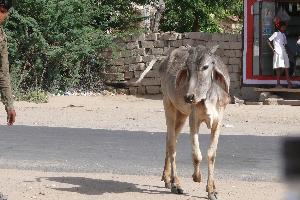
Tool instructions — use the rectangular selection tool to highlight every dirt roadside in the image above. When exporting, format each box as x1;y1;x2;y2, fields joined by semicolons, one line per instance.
0;95;299;200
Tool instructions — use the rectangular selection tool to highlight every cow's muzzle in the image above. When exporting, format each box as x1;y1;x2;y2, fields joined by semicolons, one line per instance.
184;93;195;104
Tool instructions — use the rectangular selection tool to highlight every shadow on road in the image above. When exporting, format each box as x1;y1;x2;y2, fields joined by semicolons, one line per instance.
35;176;206;198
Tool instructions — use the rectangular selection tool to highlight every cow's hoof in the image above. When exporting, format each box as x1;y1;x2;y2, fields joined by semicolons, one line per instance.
171;186;184;194
208;192;219;200
165;182;171;189
192;172;202;182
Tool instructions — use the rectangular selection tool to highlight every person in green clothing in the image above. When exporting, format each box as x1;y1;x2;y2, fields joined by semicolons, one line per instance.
0;0;15;126
0;2;15;198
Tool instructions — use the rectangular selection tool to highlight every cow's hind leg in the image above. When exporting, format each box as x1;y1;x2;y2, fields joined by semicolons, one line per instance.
161;98;186;194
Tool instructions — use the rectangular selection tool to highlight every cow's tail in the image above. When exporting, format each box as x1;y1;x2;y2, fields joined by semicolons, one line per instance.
105;59;158;88
128;58;157;86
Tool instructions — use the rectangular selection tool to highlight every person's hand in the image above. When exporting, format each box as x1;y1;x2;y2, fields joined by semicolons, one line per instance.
6;109;16;125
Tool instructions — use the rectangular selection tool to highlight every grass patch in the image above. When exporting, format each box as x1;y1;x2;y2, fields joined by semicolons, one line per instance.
15;89;49;103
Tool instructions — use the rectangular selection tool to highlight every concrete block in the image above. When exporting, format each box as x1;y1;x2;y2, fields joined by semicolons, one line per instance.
124;71;134;80
126;42;139;50
224;50;236;58
146;69;160;78
222;34;230;42
244;101;263;105
142;55;155;62
235;50;242;58
186;32;211;41
129;87;138;95
160;32;179;41
229;73;240;82
240;87;259;101
230;65;241;73
215;49;225;57
152;48;164;55
229;57;241;65
128;63;146;71
146;86;161;94
237;34;242;42
141;77;161;86
193;40;206;46
229;42;242;50
124;56;143;65
263;98;283;105
132;33;145;41
145;33;159;41
182;39;194;46
219;42;230;49
259;92;272;102
103;73;125;81
120;50;131;58
154;40;165;48
177;34;183;40
206;41;219;49
170;40;183;47
138;86;146;95
230;81;241;89
163;47;175;55
221;57;229;65
116;88;129;95
132;48;146;56
141;41;154;48
212;33;224;41
277;100;300;106
110;58;125;66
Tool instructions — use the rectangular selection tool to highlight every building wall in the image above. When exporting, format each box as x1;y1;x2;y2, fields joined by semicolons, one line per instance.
102;32;243;97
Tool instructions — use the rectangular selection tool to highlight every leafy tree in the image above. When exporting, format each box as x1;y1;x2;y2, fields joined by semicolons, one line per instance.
160;0;243;32
4;0;157;95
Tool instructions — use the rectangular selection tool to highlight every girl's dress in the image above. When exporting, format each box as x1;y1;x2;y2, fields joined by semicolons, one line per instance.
268;31;290;69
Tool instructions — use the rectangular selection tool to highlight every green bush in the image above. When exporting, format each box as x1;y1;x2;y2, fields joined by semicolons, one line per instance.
4;0;155;99
14;89;49;103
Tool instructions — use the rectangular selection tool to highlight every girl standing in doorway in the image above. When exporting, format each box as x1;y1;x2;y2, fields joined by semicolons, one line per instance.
267;22;292;88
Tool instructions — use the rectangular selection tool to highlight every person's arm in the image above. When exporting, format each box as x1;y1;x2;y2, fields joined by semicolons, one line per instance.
268;32;276;53
0;30;16;125
267;40;275;52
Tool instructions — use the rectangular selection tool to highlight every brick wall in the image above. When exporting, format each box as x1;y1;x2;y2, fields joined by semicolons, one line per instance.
102;32;243;97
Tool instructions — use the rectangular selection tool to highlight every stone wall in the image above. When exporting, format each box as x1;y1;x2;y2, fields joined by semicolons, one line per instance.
102;32;243;97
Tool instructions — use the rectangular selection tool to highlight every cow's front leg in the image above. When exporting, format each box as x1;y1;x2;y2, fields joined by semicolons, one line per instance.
207;119;222;200
162;98;184;194
162;133;171;189
189;108;202;183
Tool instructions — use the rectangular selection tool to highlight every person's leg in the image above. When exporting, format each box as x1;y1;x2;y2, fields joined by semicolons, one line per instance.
284;68;292;88
276;68;281;87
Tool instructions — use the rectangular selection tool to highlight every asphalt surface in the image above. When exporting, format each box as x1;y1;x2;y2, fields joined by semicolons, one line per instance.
0;125;284;182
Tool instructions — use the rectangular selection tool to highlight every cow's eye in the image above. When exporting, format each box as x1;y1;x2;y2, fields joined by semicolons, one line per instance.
202;65;209;70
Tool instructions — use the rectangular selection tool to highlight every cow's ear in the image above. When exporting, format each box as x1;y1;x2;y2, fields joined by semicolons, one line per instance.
213;61;230;93
175;69;188;88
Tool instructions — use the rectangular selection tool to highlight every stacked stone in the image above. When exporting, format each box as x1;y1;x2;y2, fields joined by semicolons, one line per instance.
102;32;243;97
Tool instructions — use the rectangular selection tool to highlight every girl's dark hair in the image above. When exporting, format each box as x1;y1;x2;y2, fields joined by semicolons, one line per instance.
0;0;12;10
276;21;287;31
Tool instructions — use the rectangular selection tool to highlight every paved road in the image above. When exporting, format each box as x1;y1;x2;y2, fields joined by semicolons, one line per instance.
0;125;283;182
